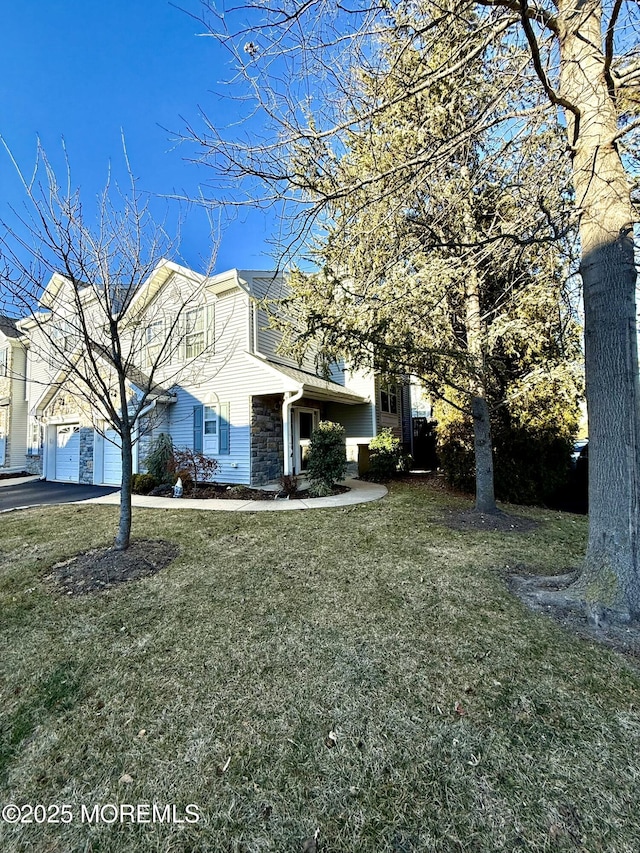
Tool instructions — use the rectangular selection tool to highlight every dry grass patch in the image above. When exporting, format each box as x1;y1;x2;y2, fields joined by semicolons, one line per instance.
0;484;639;852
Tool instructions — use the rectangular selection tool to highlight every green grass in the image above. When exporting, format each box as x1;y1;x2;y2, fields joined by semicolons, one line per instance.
0;483;638;852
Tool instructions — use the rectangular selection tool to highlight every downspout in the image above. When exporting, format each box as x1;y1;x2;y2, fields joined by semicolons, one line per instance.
282;388;304;476
132;393;176;473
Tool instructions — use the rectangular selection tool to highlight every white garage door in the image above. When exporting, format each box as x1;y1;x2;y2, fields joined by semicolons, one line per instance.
56;424;80;482
103;430;122;485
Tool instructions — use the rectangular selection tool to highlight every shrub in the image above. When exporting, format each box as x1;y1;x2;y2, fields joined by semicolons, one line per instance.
144;433;175;484
307;421;347;492
172;447;219;491
308;480;334;498
435;402;577;506
279;474;299;496
130;473;157;495
367;428;410;481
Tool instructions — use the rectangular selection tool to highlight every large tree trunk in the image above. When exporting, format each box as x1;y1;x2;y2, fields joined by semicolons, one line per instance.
465;265;497;513
558;0;640;621
471;394;496;513
115;426;133;551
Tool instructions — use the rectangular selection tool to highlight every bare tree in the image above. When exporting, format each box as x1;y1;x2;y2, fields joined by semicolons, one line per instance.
0;143;218;550
186;0;639;623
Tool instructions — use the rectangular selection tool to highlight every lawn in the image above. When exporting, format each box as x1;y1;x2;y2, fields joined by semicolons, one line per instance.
1;481;639;852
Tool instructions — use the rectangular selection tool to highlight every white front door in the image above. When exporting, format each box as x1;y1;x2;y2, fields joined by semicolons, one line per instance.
102;429;123;485
55;424;80;482
293;408;319;474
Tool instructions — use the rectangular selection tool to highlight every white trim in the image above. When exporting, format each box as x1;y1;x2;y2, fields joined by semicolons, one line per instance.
292;406;320;474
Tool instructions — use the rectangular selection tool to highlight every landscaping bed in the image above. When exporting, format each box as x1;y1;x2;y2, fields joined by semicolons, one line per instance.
147;482;350;500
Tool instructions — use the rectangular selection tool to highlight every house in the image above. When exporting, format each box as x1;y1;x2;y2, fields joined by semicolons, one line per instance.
20;261;411;486
0;317;29;471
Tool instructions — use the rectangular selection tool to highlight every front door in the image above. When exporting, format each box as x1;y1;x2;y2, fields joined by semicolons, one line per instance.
293;408;319;473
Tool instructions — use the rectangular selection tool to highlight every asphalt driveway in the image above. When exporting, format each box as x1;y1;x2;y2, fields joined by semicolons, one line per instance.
0;479;119;512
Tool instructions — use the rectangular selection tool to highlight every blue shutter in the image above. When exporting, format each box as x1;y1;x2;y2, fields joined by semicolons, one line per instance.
219;402;230;455
193;405;203;453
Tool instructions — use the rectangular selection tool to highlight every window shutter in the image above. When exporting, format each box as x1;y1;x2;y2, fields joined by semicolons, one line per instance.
219;402;230;455
193;405;203;453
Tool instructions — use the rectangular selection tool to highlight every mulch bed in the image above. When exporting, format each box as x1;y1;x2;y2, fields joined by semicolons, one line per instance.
47;539;180;596
147;484;350;501
0;471;31;480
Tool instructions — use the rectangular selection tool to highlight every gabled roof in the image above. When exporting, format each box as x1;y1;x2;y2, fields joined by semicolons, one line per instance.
0;316;21;339
32;345;176;417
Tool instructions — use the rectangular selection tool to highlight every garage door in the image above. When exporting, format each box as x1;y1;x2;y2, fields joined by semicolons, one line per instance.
103;429;122;485
56;424;80;482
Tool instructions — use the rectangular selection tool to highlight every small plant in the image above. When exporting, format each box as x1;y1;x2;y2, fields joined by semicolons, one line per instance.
308;480;334;498
307;421;347;494
279;474;298;496
171;447;219;492
130;473;157;495
144;433;175;484
367;428;409;481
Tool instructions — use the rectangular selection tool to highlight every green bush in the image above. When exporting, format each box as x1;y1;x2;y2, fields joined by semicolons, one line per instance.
144;433;175;484
130;473;158;495
435;403;577;506
307;421;347;492
367;428;410;481
308;480;334;498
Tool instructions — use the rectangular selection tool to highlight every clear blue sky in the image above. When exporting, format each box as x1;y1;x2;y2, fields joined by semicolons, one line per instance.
0;0;276;274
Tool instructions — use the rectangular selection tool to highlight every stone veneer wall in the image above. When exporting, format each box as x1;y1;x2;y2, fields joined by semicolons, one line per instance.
251;395;284;485
79;428;94;484
25;455;42;475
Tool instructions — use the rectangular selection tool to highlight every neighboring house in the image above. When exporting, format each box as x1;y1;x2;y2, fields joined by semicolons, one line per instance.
0;317;28;471
19;261;411;485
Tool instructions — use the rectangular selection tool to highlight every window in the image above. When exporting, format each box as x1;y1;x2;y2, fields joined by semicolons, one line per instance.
203;405;218;454
380;383;398;414
193;402;230;455
185;308;205;359
183;304;214;360
49;321;73;369
144;320;165;367
28;420;41;456
0;348;7;378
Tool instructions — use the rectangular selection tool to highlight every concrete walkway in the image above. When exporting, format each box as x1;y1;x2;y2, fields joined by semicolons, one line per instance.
82;477;387;512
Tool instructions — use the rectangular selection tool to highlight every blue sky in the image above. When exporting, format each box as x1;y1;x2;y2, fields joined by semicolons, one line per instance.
0;0;276;273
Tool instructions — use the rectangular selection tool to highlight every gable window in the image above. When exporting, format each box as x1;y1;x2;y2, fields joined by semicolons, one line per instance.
380;383;398;415
0;348;7;378
182;304;215;361
49;321;73;369
144;320;165;368
185;308;205;359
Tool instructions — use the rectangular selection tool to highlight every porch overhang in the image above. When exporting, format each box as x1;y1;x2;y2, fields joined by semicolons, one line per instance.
244;353;369;405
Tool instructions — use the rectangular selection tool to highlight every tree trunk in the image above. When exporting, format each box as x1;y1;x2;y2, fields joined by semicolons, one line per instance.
471;394;496;513
558;0;640;621
115;426;133;551
465;264;497;513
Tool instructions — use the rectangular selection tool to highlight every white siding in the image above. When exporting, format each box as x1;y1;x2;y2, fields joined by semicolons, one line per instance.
325;367;376;462
246;273;320;374
9;344;28;467
164;286;290;485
